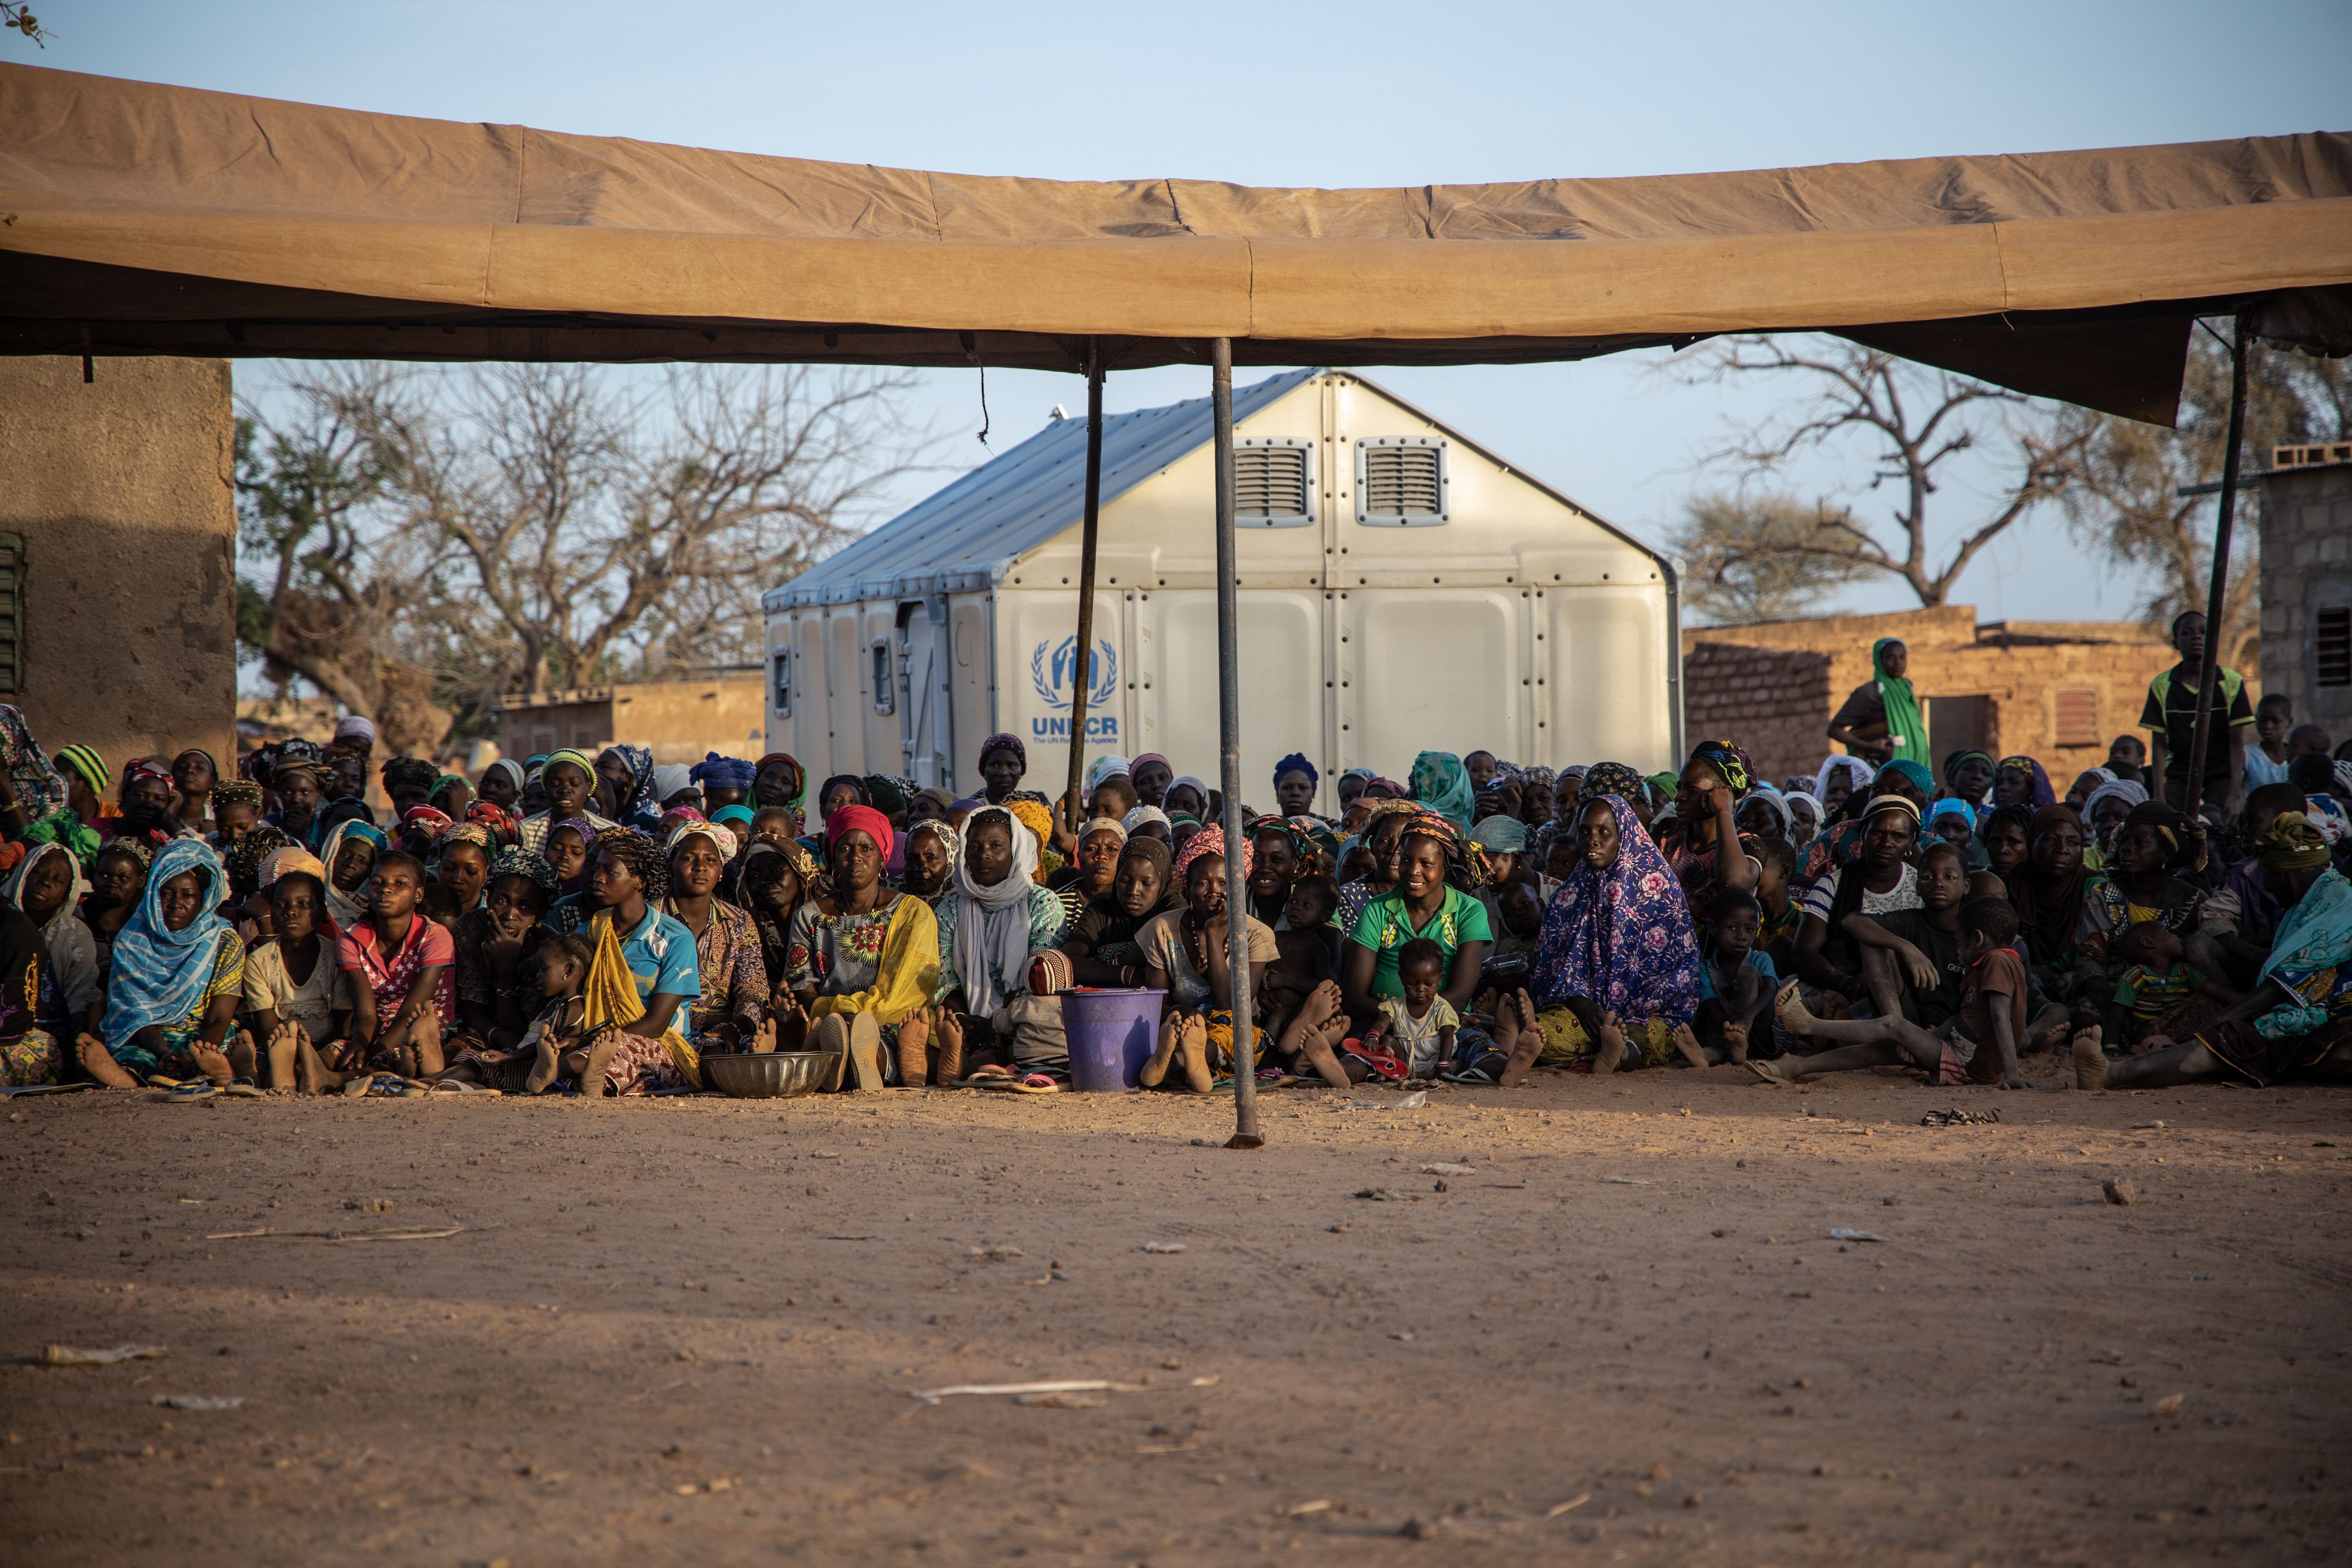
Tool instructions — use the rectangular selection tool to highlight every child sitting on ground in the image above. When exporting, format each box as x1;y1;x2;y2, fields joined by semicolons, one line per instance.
1359;937;1458;1081
522;934;609;1094
336;851;455;1084
1756;896;2036;1089
1138;833;1275;1094
1259;873;1339;1045
2104;920;2240;1052
1687;886;1774;1064
1752;836;1802;974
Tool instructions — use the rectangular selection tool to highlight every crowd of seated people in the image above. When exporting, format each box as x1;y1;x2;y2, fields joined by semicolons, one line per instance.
4;682;2348;1101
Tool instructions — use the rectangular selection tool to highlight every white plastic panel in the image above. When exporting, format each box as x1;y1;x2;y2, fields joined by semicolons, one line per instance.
1341;588;1526;783
1140;588;1328;813
1537;586;1675;773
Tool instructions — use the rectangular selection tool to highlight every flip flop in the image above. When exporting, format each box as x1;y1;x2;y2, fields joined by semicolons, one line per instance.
1007;1074;1059;1095
428;1078;492;1094
164;1079;220;1101
0;1082;95;1098
220;1078;266;1098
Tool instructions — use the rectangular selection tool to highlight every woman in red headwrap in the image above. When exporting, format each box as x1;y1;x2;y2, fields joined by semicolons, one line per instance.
781;804;940;1091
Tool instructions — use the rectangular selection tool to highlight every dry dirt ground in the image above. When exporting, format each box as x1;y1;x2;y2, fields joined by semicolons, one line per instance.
4;1058;2349;1567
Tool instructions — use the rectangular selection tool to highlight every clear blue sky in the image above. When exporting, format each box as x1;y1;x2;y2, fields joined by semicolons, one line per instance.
35;1;2352;623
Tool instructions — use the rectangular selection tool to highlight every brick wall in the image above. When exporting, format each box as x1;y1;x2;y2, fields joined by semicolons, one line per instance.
1682;607;2175;787
1681;641;1832;785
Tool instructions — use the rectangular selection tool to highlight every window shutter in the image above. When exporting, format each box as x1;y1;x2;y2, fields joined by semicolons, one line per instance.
0;534;21;694
2318;606;2351;688
2054;687;2099;746
1232;440;1314;527
1354;439;1448;525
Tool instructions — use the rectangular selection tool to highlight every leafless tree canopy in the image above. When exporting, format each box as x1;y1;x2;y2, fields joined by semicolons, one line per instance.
236;363;931;753
1669;490;1872;625
2056;332;2352;670
1681;337;2083;613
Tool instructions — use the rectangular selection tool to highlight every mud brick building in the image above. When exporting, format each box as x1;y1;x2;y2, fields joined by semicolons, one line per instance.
0;356;239;780
1682;606;2177;786
496;674;766;768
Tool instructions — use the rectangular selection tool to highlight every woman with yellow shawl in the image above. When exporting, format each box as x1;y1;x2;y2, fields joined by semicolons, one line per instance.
573;828;702;1096
782;804;940;1090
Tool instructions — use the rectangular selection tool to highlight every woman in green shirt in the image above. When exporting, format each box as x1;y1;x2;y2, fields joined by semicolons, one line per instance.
1341;808;1491;1028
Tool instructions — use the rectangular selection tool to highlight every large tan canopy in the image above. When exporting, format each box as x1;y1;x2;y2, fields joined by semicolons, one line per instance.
3;62;2348;422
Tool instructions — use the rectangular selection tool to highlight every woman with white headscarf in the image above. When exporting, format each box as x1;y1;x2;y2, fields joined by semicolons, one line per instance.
933;804;1071;1082
1783;793;1824;850
2077;777;2150;871
1813;755;1876;818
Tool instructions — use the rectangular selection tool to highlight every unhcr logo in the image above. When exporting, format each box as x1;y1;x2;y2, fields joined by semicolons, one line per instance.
1029;636;1119;743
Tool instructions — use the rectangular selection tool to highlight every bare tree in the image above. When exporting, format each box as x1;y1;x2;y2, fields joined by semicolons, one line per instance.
1669;490;1872;624
233;366;454;757
239;362;933;741
1690;337;2083;608
2056;330;2352;670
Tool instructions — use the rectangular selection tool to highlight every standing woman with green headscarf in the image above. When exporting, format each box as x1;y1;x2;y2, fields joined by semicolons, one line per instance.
1410;751;1476;832
1825;637;1927;768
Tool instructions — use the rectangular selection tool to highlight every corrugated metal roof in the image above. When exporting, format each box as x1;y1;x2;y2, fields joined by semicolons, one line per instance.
763;367;1320;610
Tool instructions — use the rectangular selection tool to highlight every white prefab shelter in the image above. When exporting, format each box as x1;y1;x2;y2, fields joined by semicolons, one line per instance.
761;369;1681;817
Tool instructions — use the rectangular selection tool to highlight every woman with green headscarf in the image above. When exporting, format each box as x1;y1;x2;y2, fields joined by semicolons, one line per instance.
1409;751;1475;832
1826;638;1927;768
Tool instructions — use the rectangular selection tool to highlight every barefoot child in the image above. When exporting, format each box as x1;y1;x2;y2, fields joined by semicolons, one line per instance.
241;857;353;1091
336;851;455;1082
1758;896;2030;1089
2103;920;2240;1051
1259;873;1339;1045
1692;887;1774;1064
1341;937;1456;1083
1138;827;1275;1092
522;934;607;1094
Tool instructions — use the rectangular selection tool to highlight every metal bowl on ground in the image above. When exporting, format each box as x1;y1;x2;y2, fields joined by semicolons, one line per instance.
702;1051;836;1099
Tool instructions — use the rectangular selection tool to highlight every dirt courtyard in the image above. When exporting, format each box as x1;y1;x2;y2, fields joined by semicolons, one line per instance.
4;1061;2348;1566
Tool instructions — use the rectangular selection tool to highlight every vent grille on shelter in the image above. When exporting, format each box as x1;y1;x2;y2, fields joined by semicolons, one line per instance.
1234;440;1314;527
1356;439;1447;525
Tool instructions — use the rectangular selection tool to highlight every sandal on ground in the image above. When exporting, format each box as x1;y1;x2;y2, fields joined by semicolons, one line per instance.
164;1079;220;1101
1007;1073;1059;1094
219;1078;266;1098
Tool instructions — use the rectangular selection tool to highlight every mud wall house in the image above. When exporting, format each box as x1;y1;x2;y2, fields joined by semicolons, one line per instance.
496;675;765;768
0;356;238;782
1682;606;2176;787
2257;444;2352;740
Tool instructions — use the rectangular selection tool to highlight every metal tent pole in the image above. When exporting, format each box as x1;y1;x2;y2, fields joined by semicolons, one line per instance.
1212;337;1263;1150
1063;340;1106;834
2181;312;2250;823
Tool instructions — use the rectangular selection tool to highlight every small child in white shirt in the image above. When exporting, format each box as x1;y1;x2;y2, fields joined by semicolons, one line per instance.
1362;937;1458;1081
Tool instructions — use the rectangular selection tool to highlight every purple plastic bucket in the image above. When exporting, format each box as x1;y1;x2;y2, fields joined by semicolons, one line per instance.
1059;988;1166;1093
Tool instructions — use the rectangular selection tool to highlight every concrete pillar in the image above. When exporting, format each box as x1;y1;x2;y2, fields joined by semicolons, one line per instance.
0;356;238;785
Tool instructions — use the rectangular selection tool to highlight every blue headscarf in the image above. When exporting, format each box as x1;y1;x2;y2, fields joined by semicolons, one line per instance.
607;743;662;831
1928;797;1976;830
691;752;757;791
1274;752;1319;791
102;838;236;1048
